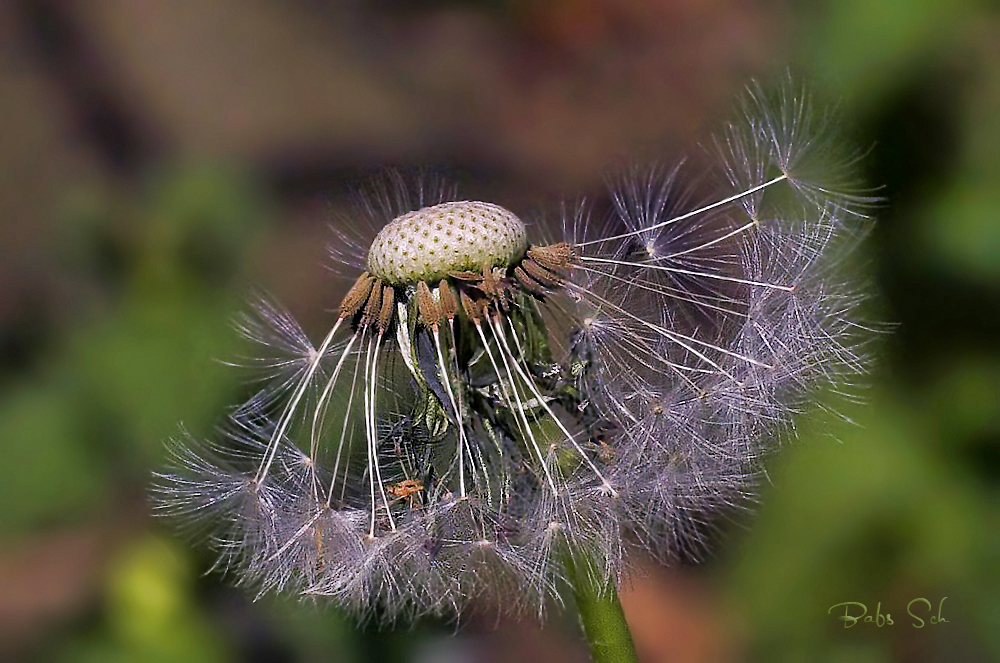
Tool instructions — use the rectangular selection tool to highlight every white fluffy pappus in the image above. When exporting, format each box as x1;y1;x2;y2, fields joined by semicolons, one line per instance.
153;81;876;622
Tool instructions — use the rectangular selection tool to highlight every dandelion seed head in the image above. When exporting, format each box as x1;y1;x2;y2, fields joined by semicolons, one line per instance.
154;78;877;622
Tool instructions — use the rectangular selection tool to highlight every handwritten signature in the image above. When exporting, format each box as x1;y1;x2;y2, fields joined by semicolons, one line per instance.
828;598;949;628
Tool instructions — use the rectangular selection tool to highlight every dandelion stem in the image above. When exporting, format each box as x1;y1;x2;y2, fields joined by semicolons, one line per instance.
563;548;638;663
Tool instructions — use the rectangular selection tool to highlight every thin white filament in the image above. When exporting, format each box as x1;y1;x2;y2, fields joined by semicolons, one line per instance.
449;319;493;505
432;326;468;498
578;255;796;292
568;280;774;372
308;331;360;498
480;317;560;495
658;219;759;260
575;264;747;318
256;317;344;486
474;320;554;497
498;314;617;496
326;338;365;507
565;282;744;383
368;332;396;534
574;174;786;247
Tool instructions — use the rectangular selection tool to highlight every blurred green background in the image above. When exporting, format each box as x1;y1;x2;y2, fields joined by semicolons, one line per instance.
0;1;996;662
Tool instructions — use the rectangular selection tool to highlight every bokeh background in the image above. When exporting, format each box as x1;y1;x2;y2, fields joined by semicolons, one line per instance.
1;1;997;661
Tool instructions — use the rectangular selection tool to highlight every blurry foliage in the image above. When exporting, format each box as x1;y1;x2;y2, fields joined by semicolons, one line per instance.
722;1;1000;662
0;0;998;661
726;390;995;661
0;165;263;535
51;536;227;663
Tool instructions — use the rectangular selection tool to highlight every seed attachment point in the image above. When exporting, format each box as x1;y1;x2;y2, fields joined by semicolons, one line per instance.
368;201;528;285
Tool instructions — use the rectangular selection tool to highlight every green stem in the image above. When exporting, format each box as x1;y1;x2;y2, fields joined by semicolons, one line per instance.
563;550;639;663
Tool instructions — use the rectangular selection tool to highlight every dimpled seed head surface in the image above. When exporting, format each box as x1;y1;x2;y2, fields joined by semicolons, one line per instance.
367;201;528;284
